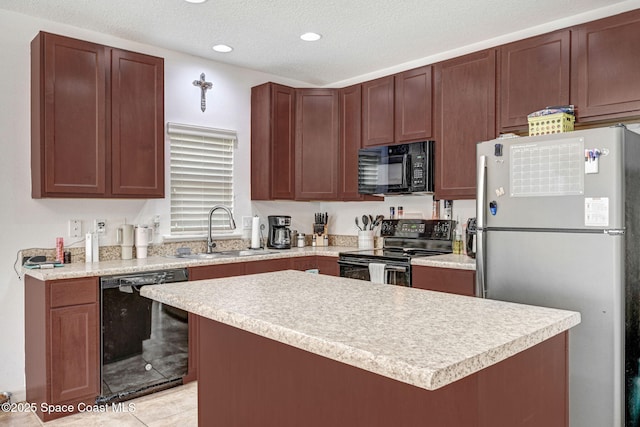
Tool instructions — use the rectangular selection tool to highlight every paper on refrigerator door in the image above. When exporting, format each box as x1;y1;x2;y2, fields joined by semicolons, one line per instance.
585;197;609;227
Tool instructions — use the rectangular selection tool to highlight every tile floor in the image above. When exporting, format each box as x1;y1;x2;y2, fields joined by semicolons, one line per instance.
0;382;197;426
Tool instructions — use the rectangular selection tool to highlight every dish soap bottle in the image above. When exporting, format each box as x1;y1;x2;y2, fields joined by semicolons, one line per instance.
453;218;463;255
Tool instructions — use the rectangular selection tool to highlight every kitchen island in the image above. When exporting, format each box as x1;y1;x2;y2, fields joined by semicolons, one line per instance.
141;270;580;427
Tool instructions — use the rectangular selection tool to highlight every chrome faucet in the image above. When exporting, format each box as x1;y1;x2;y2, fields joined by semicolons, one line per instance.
207;205;237;253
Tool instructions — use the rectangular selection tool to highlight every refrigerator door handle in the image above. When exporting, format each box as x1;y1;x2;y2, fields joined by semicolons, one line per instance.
476;155;487;298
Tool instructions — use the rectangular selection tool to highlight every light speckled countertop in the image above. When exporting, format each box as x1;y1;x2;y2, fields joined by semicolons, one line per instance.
23;246;476;281
140;270;579;391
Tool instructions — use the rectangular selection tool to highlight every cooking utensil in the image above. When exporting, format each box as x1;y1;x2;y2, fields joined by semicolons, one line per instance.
355;217;362;231
369;214;374;230
362;215;369;230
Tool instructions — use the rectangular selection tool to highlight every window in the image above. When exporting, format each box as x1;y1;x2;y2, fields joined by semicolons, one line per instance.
167;122;236;235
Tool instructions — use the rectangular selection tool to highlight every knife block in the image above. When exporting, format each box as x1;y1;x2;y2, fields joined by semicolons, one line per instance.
313;224;328;246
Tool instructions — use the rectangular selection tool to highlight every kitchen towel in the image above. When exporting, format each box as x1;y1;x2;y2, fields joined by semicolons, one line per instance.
369;263;387;284
250;216;261;249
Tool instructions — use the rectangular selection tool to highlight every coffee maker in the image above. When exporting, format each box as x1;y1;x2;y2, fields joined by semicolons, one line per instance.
267;215;292;249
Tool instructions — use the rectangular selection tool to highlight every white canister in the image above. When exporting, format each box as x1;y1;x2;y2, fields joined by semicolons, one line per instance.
135;225;153;259
297;233;305;248
358;230;374;249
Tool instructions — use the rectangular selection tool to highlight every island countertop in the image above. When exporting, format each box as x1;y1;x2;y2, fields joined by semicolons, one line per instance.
140;270;580;391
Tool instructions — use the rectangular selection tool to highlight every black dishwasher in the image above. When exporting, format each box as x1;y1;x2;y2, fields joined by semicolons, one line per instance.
98;268;189;404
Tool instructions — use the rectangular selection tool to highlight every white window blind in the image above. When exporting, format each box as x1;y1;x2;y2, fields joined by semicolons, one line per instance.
167;123;236;235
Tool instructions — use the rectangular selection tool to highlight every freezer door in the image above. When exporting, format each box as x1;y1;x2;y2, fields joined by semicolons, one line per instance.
485;229;624;427
476;126;628;230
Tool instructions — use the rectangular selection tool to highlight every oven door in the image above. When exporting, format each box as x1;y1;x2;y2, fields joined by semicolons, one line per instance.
358;148;409;194
338;258;411;287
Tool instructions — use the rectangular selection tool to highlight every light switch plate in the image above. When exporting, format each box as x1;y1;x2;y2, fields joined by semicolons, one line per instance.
69;219;82;239
242;216;252;229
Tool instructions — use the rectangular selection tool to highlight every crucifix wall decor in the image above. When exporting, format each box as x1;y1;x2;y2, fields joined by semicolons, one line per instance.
193;73;213;112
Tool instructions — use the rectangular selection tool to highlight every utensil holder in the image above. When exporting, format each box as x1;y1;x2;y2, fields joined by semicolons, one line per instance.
358;230;374;249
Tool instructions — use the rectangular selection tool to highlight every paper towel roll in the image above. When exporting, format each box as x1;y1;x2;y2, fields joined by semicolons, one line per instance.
250;216;261;249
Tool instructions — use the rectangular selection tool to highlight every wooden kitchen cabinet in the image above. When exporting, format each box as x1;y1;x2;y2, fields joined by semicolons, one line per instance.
110;48;164;197
316;256;339;276
434;49;497;200
499;31;570;131
245;258;293;274
362;75;395;147
292;256;339;276
30;31;164;198
251;82;296;200
339;84;364;200
362;68;433;147
412;265;476;296
25;276;100;422
572;9;640;122
295;89;339;200
395;66;433;142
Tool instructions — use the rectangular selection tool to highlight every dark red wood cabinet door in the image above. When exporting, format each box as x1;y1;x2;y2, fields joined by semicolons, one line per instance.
412;266;476;296
110;49;164;197
37;32;107;197
499;30;570;131
395;66;433;142
362;75;395;147
434;49;496;200
573;9;640;121
50;303;99;403
295;89;339;200
245;258;293;274
271;84;296;199
316;257;339;276
338;84;363;200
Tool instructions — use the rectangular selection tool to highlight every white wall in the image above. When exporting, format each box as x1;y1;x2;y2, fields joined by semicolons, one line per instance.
0;9;314;400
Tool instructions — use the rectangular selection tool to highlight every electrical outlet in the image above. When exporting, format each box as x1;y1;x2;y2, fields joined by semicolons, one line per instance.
68;220;82;239
242;216;253;229
95;219;106;234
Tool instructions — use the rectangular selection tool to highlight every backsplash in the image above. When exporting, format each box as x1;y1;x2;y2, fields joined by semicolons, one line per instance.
20;235;362;264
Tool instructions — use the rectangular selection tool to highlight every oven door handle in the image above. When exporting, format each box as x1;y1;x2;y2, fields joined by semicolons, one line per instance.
338;260;407;272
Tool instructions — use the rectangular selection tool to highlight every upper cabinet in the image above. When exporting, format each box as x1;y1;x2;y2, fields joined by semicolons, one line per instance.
395;66;433;142
251;82;296;200
295;89;339;200
499;31;570;131
434;50;496;200
31;32;164;199
362;67;433;147
339;84;366;200
362;76;395;146
572;9;640;122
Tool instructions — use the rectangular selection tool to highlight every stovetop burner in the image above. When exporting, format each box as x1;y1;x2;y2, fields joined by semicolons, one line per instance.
340;219;455;262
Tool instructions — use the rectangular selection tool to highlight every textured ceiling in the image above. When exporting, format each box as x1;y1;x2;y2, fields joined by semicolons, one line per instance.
1;0;637;85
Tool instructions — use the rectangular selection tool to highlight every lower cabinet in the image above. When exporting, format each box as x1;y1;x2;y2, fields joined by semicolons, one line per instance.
292;256;339;276
25;276;99;422
245;258;293;274
412;266;476;297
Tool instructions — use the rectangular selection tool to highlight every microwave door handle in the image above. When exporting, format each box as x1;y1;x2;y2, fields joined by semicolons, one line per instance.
403;154;411;188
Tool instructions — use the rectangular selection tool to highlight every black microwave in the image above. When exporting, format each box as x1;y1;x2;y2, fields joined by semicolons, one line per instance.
358;141;434;194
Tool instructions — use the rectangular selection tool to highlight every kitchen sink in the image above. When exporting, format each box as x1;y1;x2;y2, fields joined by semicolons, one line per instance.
165;249;279;259
216;249;279;257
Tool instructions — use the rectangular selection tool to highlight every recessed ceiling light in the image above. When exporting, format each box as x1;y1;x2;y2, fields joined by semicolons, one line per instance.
300;32;322;42
184;0;207;3
212;44;233;53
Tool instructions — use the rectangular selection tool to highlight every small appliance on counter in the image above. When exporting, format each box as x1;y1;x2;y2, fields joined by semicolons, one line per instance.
267;215;291;249
465;218;476;258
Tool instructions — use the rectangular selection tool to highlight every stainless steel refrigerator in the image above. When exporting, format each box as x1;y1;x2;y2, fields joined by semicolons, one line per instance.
476;125;640;427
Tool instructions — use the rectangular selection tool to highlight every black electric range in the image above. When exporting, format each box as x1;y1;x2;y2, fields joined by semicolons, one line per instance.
338;219;455;286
